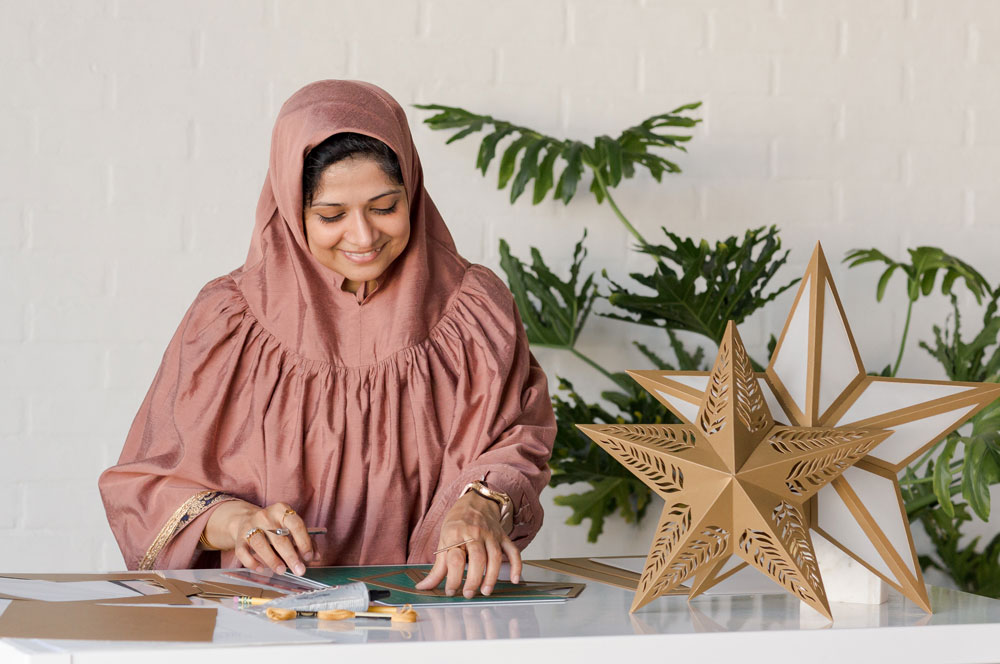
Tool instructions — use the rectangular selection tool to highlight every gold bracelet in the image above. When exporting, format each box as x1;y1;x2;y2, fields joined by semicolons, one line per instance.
198;528;219;551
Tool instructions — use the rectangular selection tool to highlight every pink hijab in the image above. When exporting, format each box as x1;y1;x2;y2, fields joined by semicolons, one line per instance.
239;79;465;363
99;80;556;570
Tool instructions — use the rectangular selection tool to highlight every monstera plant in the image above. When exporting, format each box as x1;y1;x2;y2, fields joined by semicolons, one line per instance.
416;102;1000;596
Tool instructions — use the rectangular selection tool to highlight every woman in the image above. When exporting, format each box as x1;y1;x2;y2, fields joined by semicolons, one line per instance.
98;80;556;599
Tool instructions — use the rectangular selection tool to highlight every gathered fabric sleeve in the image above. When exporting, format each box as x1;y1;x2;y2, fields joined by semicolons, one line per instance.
98;276;263;570
407;266;556;562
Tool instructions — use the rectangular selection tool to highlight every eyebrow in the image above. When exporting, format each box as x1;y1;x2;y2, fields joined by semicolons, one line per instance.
311;188;402;207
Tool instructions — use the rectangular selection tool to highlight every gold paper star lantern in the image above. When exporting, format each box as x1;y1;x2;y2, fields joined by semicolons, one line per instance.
610;243;1000;614
578;321;891;619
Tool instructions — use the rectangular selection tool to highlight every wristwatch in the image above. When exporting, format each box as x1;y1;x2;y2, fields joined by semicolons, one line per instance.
460;480;514;535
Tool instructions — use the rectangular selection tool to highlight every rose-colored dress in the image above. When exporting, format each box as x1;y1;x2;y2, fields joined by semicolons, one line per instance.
97;80;556;570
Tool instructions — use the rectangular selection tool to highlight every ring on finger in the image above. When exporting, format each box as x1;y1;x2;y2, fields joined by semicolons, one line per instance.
282;508;296;527
244;526;263;543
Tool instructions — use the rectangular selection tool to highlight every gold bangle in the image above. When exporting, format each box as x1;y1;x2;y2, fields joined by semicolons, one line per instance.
198;528;219;551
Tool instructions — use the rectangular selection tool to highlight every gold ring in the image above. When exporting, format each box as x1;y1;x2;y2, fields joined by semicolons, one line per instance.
244;527;263;543
282;508;296;526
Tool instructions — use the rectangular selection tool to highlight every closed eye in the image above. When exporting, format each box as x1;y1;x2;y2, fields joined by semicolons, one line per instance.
317;202;398;224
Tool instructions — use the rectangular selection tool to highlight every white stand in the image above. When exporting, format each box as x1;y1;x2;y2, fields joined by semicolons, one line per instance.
814;532;887;604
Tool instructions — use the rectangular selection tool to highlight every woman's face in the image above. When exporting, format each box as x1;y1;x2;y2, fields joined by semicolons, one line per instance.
302;156;410;294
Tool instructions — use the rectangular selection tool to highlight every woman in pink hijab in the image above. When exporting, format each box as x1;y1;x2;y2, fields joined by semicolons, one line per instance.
98;80;556;598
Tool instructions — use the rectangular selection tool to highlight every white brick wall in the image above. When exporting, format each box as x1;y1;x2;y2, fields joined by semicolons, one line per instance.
1;0;998;576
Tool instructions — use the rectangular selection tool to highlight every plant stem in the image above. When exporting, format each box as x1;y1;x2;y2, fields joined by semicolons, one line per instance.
891;298;915;377
570;348;617;384
590;169;650;247
905;483;964;518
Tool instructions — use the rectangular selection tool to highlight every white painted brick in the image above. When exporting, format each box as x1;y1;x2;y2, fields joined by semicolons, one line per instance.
0;343;104;389
778;58;904;102
104;343;161;390
681;139;770;179
0;302;25;343
973;188;1000;227
782;0;907;20
710;97;838;140
358;41;495;90
17;169;108;227
430;0;565;45
841;182;965;228
500;45;639;91
842;18;968;63
22;481;107;530
645;53;772;95
0;531;104;572
114;71;271;119
0;110;34;158
115;0;269;28
0;395;26;436
29;389;136;438
103;204;186;255
843;104;966;146
570;0;705;50
0;202;25;250
199;27;350;82
191;116;272;165
0;433;119;483
0;63;108;113
909;0;1000;24
774;140;902;182
415;83;563;132
703;181;836;234
0;484;18;528
274;0;421;37
910;64;1000;107
713;8;839;58
35;18;195;73
29;208;113;252
36;110;190;163
0;253;109;300
909;146;1000;188
4;0;110;21
0;12;36;66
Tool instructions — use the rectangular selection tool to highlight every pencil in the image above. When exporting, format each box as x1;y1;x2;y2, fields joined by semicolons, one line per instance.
433;537;475;555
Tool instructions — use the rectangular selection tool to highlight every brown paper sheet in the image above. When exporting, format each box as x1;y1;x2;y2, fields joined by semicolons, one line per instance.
192;580;284;600
525;557;690;595
0;574;193;606
0;601;217;642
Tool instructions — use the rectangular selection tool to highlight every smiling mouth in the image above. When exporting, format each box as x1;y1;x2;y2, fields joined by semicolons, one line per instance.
341;244;384;263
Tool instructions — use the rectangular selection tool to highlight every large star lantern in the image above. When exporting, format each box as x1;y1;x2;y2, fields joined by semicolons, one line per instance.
579;243;1000;618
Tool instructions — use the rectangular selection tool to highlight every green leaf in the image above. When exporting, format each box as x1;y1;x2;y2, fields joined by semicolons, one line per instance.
876;264;900;302
498;231;598;349
553;477;626;542
933;436;960;518
604;225;799;348
533;144;561;204
962;439;993;521
497;134;535;190
415;103;702;206
509;139;546;204
555;142;585;204
849;246;991;306
477;125;515;174
920;290;1000;383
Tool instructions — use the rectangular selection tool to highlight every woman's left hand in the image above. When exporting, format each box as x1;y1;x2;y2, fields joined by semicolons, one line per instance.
414;492;522;598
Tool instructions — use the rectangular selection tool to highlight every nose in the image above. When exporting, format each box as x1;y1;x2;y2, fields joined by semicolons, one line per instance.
345;209;376;248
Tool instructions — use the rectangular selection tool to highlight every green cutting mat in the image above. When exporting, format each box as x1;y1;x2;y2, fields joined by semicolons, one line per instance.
301;565;572;606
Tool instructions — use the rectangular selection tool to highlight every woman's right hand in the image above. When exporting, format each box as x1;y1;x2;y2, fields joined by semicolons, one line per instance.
204;500;315;576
